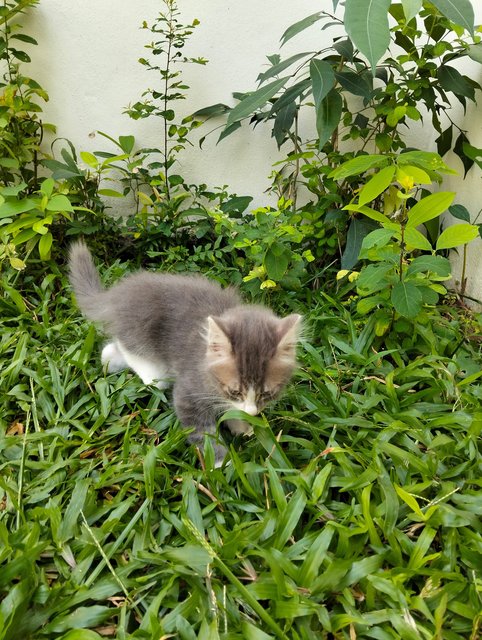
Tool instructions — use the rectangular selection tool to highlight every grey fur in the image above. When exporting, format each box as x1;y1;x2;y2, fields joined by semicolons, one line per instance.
68;241;300;464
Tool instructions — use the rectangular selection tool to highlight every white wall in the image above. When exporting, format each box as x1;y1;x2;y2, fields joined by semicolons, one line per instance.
24;0;482;305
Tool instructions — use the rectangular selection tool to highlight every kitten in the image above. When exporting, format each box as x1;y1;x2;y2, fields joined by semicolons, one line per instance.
68;241;301;465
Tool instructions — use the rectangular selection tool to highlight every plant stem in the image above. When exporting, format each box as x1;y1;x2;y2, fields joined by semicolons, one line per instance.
163;1;174;200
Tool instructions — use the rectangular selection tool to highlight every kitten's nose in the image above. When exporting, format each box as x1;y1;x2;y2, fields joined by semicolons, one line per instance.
243;403;258;416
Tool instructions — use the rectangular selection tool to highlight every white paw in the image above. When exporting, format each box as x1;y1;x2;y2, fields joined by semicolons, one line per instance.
101;342;127;372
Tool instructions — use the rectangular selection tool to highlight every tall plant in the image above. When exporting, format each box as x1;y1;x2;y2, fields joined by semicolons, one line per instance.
200;0;481;271
125;0;207;201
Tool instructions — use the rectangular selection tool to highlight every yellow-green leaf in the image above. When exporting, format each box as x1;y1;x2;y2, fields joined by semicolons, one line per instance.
436;223;479;250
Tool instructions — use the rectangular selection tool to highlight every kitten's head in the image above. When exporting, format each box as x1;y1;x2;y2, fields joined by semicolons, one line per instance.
204;307;301;415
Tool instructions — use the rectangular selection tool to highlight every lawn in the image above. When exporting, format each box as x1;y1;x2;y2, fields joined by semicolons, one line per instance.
1;263;481;639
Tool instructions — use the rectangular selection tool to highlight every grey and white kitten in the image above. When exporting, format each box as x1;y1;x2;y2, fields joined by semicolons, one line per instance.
68;241;301;464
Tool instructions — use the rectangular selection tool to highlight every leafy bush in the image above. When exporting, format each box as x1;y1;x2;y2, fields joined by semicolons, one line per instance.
201;0;482;272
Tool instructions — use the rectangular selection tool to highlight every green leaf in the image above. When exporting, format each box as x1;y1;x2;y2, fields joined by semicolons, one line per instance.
310;59;335;109
398;150;454;173
97;189;124;198
38;232;53;260
357;263;393;294
467;43;482;63
280;12;324;46
335;70;372;97
40;178;55;198
403;227;433;251
273;488;306;549
264;246;289;281
344;0;392;72
407;255;451;277
341;218;379;269
394;484;425;519
59;631;103;640
80;151;99;169
258;52;311;84
391;281;423;318
401;0;423;22
343;204;391;225
358;166;395;206
119;135;135;154
406;192;455;229
316;88;342;150
0;198;38;219
449;204;471;222
438;66;475;100
46;195;74;212
269;79;311;114
359;228;394;254
227;77;289;126
396;164;431;185
143;446;157;502
435;223;479;250
330;154;389;179
2;283;26;312
431;0;474;33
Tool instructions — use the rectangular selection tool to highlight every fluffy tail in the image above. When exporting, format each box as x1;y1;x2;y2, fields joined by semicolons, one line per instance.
68;240;106;321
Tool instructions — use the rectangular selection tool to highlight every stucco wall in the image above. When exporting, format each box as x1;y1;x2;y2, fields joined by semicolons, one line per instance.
23;0;482;305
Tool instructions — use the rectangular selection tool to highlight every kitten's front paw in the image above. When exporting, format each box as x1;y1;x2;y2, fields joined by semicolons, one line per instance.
213;443;229;468
227;419;253;437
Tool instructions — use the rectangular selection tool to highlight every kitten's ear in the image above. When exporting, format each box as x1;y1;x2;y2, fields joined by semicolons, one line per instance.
206;316;232;361
276;314;302;359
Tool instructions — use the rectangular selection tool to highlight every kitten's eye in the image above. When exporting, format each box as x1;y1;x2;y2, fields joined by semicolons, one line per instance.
227;387;243;399
259;390;275;402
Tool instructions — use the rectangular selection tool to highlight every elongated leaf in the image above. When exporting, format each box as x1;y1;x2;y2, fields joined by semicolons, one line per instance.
273;488;306;549
344;0;392;72
431;0;474;33
407;255;451;277
438;66;475;100
0;198;38;218
358;166;395;206
467;43;482;63
406;192;455;229
395;484;425;519
46;194;74;212
38;232;53;260
310;59;335;109
341;218;379;268
449;204;471;222
269;78;311;114
401;0;423;22
436;223;479;250
316;88;342;149
391;281;423;318
258;52;311;84
280;12;324;46
330;154;389;179
357;263;393;294
403;227;433;251
343;204;391;225
335;70;372;97
227;77;289;126
397;150;454;173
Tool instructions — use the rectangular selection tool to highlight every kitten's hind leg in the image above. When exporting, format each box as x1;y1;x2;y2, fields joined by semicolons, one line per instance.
117;342;170;389
101;341;127;372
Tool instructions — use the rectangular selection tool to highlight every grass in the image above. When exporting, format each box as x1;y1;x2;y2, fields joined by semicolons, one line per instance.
1;265;481;640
